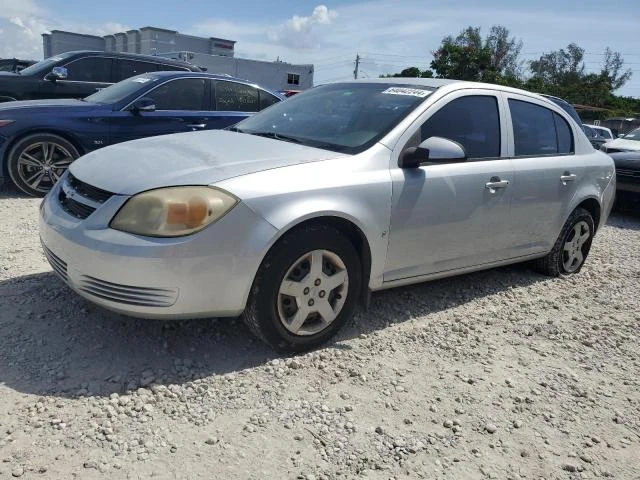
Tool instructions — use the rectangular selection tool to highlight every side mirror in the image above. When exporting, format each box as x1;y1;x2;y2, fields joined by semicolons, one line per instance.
399;136;467;168
130;97;156;114
45;66;68;81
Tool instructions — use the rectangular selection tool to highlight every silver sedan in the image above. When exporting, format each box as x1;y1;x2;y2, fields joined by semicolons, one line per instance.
39;78;616;351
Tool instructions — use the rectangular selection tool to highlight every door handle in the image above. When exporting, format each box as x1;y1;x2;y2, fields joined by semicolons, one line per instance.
485;179;510;191
560;173;577;183
187;123;207;130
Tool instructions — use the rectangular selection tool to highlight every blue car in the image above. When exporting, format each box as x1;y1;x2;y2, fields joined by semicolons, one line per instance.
0;72;283;196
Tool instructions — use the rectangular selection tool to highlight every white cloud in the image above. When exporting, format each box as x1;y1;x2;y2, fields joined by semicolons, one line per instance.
267;5;338;49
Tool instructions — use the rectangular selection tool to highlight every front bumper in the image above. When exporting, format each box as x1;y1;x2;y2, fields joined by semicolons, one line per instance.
39;180;278;319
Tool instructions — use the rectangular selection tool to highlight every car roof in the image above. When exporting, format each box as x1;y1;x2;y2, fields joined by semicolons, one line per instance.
59;50;200;68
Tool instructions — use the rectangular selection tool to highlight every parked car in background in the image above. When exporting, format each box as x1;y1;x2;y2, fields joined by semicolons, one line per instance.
591;125;614;141
0;58;36;73
608;151;640;200
0;72;283;196
0;50;201;103
600;127;640;153
583;124;607;149
40;78;615;352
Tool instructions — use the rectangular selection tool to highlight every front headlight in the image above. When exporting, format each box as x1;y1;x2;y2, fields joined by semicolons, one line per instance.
110;186;238;237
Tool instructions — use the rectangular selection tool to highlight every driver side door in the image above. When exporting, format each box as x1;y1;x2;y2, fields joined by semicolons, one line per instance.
385;90;516;282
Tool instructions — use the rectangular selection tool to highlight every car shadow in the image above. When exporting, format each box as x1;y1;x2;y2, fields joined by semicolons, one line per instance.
608;206;640;230
0;261;548;399
0;182;32;199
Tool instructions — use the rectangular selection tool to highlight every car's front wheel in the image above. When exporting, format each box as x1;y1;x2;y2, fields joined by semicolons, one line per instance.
243;224;362;352
7;133;80;197
533;207;595;276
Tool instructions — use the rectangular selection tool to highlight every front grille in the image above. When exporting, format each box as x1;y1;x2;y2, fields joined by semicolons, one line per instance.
78;275;178;307
42;244;68;282
617;168;640;180
58;189;96;219
68;173;113;203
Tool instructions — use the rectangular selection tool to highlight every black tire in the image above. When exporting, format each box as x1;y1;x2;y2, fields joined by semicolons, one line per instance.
7;133;80;197
243;224;362;353
533;207;595;277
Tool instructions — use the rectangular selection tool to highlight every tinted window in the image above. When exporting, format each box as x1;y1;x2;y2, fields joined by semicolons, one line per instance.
64;57;112;83
149;79;207;110
554;113;573;154
115;60;159;82
259;91;280;110
509;99;574;156
215;81;259;112
419;95;500;159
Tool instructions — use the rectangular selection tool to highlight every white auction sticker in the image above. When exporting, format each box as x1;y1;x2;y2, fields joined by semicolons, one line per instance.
381;87;430;97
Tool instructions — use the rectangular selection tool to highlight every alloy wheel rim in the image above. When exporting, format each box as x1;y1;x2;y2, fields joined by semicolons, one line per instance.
277;249;349;336
562;220;590;273
16;142;74;193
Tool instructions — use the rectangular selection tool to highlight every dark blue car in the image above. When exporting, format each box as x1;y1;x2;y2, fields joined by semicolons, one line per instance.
0;72;283;196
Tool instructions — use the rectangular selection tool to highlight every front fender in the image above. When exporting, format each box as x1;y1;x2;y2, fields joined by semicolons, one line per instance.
215;144;393;289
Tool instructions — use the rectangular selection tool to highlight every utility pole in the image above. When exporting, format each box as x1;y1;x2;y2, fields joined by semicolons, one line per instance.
353;53;360;79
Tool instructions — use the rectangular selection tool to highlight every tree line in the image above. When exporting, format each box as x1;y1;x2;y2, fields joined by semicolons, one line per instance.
382;26;639;118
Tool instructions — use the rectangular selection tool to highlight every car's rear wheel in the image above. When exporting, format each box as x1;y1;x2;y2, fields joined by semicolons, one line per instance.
7;133;80;197
243;224;361;352
533;207;595;277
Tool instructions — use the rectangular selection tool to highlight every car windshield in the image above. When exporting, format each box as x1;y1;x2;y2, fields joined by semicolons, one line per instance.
583;125;595;137
19;52;75;75
232;82;435;154
84;74;162;104
622;128;640;141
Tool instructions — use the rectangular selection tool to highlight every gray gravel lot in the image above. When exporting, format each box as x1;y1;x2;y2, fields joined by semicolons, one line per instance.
0;187;639;479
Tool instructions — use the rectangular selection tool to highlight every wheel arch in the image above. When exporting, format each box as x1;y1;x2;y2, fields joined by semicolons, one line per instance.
576;197;601;233
255;214;374;308
2;129;86;177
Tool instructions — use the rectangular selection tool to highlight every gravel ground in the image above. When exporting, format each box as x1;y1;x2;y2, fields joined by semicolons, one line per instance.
1;186;639;480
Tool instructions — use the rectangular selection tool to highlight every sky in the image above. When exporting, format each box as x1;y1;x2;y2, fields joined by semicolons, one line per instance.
1;0;639;98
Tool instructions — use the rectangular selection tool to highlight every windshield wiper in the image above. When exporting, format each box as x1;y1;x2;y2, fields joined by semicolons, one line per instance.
246;131;302;144
226;126;243;132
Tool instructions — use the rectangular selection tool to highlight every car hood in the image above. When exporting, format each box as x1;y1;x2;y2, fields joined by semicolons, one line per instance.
0;98;96;112
603;138;640;152
70;130;349;195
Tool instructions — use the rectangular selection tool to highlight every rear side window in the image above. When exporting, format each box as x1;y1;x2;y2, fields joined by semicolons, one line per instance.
64;57;112;83
509;99;574;156
215;81;259;112
419;95;501;159
259;91;280;110
150;78;207;110
115;60;159;82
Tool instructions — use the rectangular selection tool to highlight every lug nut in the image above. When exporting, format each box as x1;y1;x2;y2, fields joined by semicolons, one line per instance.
308;299;315;307
314;279;321;286
319;290;326;298
303;287;310;295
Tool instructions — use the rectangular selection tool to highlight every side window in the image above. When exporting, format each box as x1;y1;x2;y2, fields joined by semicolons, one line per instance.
215;81;259;112
115;60;159;82
419;95;501;159
554;113;574;154
287;73;300;85
149;79;207;111
509;99;574;156
64;57;112;83
259;91;280;110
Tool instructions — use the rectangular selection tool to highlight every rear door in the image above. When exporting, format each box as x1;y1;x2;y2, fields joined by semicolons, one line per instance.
385;90;515;281
37;56;113;99
210;80;263;129
107;77;212;144
504;94;582;255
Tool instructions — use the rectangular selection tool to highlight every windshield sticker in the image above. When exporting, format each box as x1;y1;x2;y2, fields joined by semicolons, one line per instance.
382;87;430;98
132;77;152;83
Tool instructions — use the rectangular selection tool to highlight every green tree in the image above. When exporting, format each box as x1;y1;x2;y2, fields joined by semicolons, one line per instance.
600;47;632;91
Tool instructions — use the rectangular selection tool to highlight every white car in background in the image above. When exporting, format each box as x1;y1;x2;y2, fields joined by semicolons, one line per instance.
601;127;640;153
